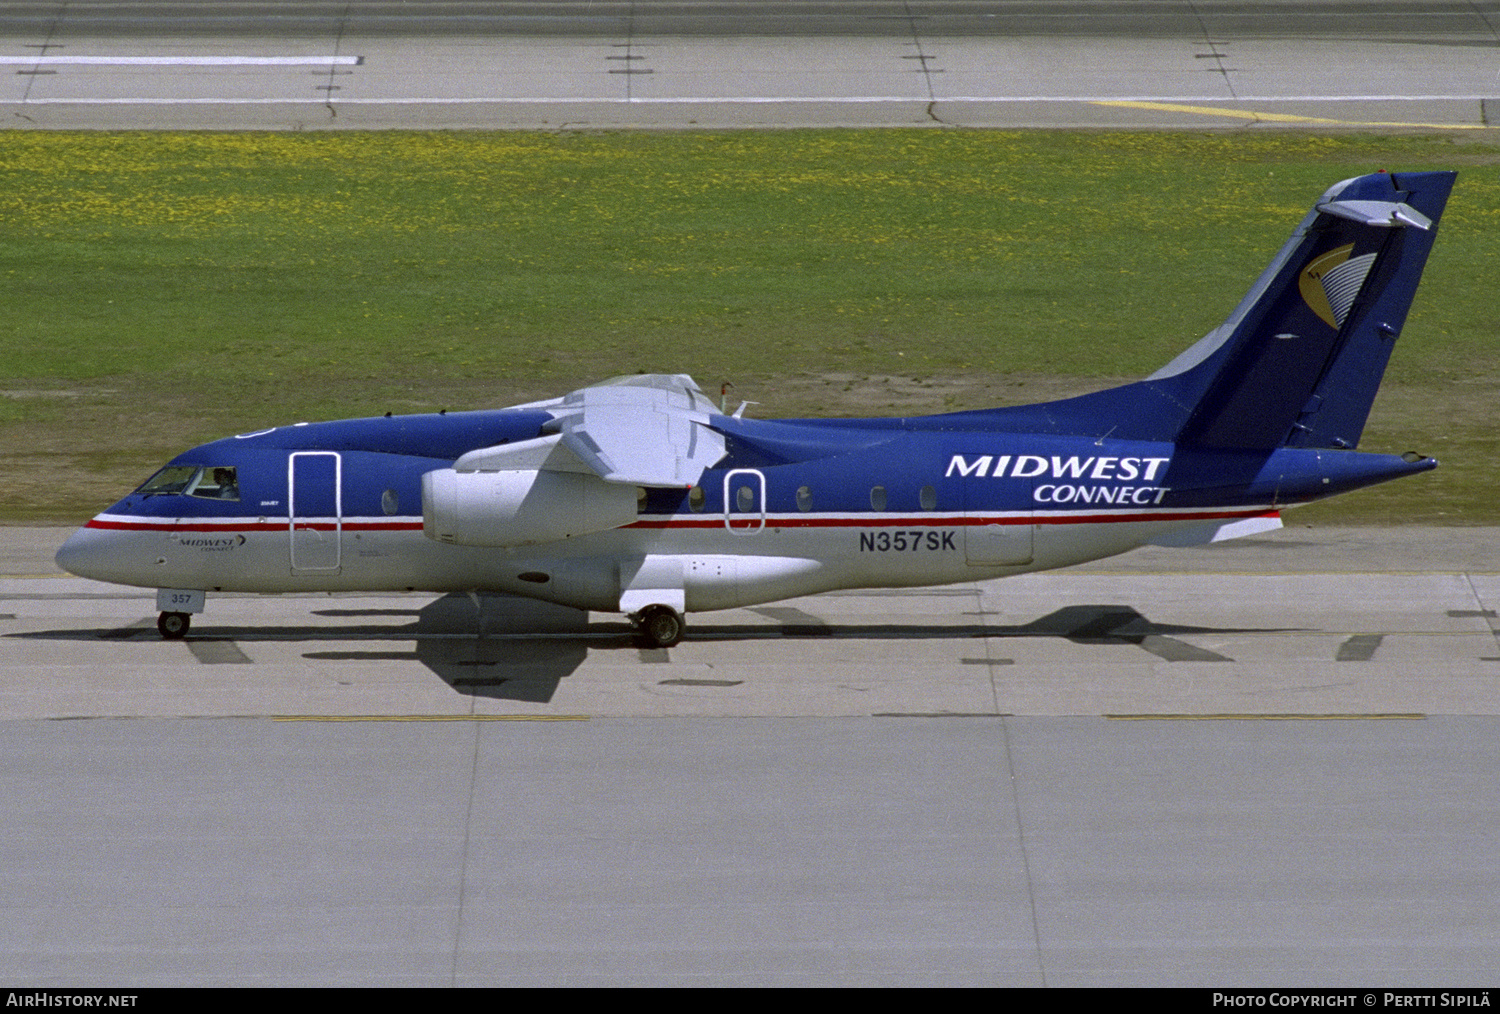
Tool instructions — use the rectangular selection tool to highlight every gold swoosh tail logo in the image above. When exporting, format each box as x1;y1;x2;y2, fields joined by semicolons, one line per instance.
1299;244;1377;329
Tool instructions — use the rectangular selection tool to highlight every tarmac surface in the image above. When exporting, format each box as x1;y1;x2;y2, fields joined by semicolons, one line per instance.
5;524;1500;985
4;525;1500;721
3;0;1498;129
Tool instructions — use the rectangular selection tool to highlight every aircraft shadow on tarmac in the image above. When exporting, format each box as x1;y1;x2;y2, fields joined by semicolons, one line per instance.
11;594;1302;704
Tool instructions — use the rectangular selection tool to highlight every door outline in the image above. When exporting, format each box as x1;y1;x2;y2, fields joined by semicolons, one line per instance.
289;451;342;572
723;468;766;535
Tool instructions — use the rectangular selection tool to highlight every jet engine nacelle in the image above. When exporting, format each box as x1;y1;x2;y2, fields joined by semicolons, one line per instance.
422;468;639;548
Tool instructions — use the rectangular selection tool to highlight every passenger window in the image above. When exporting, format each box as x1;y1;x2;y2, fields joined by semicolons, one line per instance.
688;486;706;512
737;485;755;511
382;489;399;515
920;485;937;511
870;486;887;512
796;485;813;512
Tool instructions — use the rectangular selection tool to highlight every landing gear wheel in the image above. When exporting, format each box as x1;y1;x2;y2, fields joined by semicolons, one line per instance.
157;611;191;639
638;605;684;649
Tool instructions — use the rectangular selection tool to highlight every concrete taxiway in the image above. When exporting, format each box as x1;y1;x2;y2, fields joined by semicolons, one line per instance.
3;0;1498;130
5;526;1500;720
4;524;1500;985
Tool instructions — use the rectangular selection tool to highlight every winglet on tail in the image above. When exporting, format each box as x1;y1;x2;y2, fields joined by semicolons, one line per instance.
1142;170;1455;450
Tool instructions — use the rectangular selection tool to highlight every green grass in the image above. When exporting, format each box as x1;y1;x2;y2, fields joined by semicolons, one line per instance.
2;130;1497;524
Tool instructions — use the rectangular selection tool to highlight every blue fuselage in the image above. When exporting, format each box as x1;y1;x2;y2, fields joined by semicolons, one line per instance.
55;407;1431;614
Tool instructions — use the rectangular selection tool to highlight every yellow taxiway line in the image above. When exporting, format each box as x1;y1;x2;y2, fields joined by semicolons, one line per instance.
1092;100;1488;130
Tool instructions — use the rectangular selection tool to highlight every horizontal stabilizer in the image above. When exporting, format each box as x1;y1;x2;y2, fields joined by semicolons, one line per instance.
1315;198;1431;230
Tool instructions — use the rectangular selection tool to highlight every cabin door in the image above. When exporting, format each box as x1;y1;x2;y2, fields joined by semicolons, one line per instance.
289;451;342;572
723;469;766;534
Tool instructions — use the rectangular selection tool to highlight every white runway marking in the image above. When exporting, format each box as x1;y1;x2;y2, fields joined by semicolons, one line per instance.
0;55;359;66
5;25;1493;130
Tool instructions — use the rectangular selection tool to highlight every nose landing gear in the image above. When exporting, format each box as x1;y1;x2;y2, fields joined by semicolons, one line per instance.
157;611;191;639
154;589;205;639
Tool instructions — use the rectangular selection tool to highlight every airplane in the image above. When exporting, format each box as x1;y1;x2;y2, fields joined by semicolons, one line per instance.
56;170;1454;648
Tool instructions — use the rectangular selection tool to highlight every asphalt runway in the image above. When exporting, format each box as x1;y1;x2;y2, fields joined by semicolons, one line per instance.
4;524;1500;984
3;0;1498;129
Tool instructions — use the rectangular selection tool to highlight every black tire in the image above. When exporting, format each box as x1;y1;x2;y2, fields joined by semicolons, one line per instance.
639;605;683;649
157;611;191;639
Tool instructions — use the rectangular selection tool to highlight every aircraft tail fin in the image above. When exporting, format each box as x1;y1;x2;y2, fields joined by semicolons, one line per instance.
1134;170;1455;450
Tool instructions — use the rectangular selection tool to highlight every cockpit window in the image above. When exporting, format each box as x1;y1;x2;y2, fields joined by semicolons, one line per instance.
137;466;200;497
135;465;240;501
192;467;240;501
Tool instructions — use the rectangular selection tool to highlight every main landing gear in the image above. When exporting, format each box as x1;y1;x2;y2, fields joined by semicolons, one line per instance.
634;604;684;649
157;611;191;639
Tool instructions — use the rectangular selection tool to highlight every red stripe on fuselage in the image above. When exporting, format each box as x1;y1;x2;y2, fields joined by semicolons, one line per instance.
85;507;1277;535
627;507;1279;530
85;518;426;533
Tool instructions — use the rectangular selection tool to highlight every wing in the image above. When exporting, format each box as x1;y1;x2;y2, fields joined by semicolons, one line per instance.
454;374;728;487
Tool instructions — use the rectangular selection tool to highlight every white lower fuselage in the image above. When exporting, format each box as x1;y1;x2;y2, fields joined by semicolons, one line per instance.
62;502;1277;614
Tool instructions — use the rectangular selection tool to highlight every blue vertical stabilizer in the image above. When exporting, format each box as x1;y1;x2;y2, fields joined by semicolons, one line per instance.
974;171;1455;450
1157;170;1453;450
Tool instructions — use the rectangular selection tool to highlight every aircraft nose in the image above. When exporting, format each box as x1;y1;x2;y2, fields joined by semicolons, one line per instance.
55;525;117;583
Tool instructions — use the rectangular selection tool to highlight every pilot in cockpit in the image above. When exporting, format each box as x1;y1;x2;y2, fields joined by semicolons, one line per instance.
210;467;239;500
